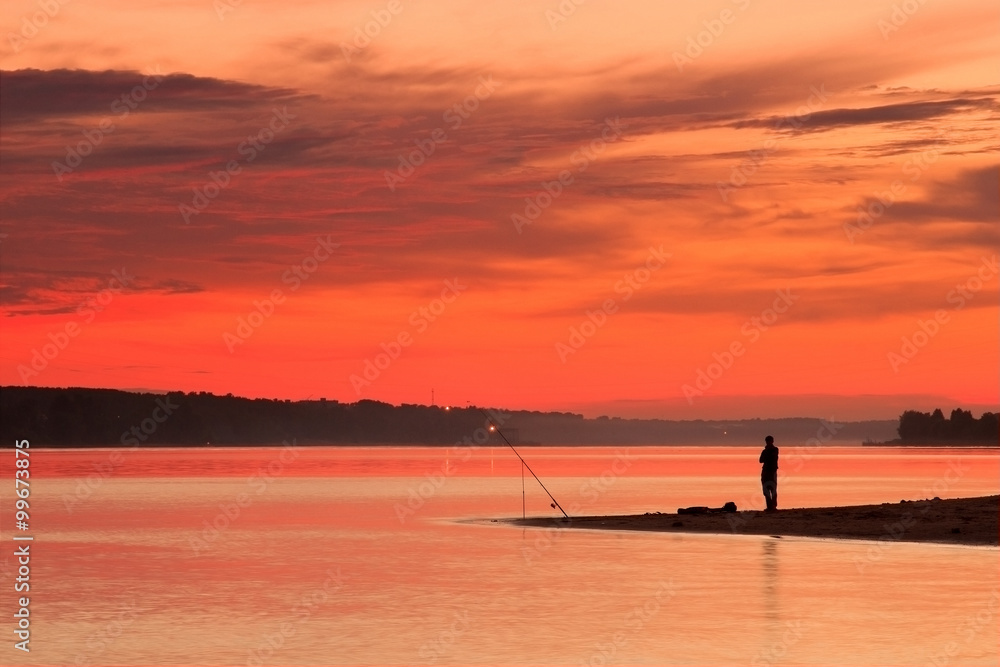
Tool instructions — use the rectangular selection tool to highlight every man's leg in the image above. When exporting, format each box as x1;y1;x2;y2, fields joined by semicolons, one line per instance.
763;477;776;510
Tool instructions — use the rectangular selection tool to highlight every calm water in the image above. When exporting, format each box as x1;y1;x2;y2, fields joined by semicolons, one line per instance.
1;445;998;666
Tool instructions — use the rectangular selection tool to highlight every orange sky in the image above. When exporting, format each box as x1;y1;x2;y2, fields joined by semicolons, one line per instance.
0;0;997;419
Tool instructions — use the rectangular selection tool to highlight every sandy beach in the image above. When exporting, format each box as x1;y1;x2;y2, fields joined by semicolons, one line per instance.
508;495;999;546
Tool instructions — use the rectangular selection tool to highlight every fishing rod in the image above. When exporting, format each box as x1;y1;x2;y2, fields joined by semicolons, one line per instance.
478;408;569;519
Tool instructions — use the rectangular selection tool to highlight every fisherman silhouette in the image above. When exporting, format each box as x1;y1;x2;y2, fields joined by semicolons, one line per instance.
759;435;779;511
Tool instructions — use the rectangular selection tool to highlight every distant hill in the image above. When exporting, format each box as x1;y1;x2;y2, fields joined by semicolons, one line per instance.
1;385;899;447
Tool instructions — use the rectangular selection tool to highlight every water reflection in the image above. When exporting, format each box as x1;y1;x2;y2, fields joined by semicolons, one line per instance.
763;539;780;623
1;447;997;666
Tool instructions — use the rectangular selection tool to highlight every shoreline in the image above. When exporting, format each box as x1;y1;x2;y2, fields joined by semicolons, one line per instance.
505;495;999;546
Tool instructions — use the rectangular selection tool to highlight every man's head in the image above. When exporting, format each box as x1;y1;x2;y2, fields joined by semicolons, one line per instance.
765;435;774;445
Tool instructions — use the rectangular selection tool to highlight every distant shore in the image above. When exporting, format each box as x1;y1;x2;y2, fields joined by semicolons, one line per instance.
506;495;999;546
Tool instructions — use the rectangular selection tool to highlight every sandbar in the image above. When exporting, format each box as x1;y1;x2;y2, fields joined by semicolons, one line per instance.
506;495;999;546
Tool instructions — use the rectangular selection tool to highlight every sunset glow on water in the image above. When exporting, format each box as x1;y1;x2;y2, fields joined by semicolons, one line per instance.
1;446;997;665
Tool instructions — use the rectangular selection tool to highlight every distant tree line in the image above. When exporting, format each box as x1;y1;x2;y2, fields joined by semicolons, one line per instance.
897;409;998;444
1;385;900;447
1;387;499;447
